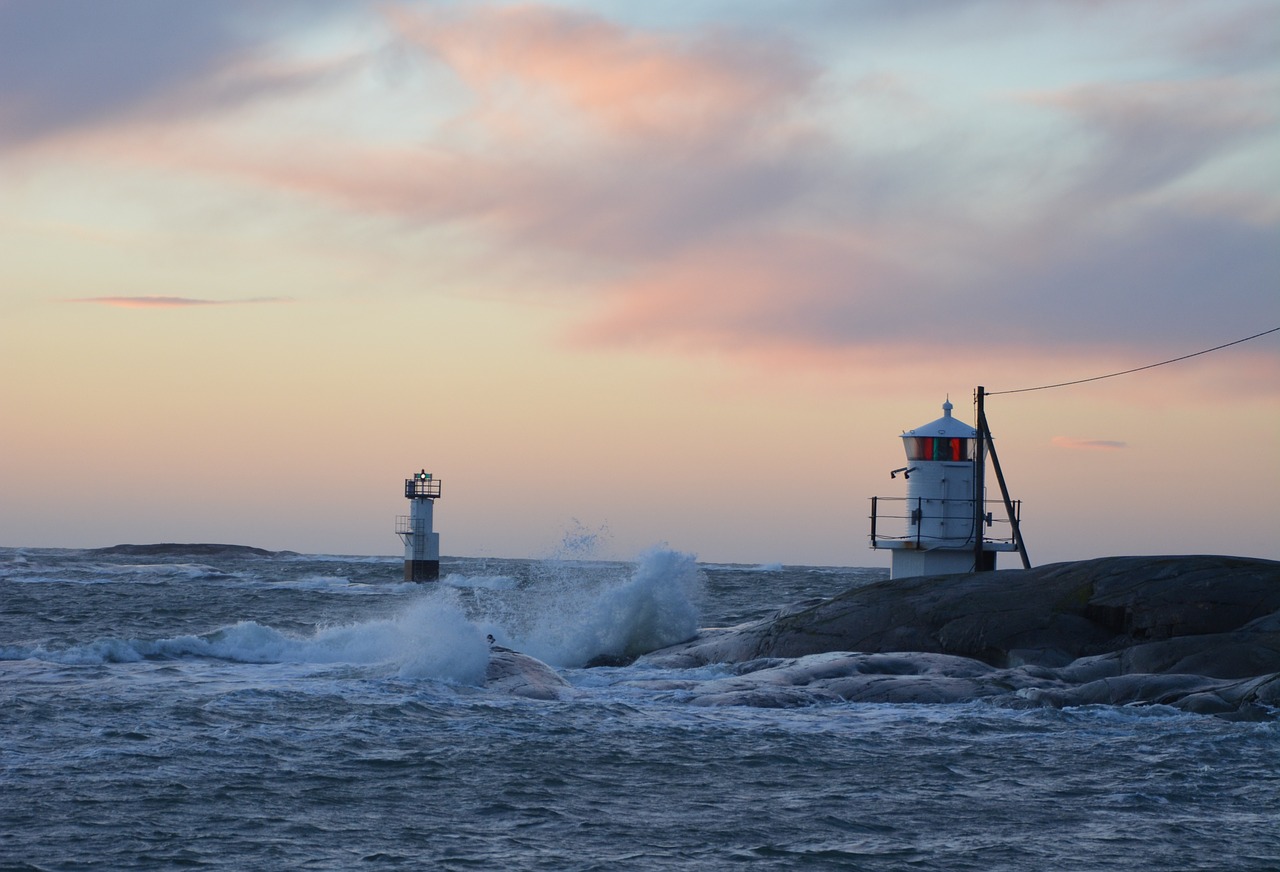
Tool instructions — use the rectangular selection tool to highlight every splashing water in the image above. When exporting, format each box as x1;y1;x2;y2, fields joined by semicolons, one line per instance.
6;546;1277;872
546;517;613;561
301;595;491;683
5;547;702;684
16;590;492;686
512;547;703;667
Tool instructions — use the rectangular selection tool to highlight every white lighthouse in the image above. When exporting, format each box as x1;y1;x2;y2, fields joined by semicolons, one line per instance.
870;397;1024;579
396;470;442;581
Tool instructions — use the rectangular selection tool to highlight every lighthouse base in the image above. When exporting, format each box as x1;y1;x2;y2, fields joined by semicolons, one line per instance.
404;559;440;582
890;547;994;580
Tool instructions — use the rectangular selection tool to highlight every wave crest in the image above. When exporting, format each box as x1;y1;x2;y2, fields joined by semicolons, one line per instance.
514;547;703;668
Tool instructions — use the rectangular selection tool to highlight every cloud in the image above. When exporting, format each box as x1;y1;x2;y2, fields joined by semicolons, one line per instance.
0;0;345;149
1052;437;1128;451
563;199;1280;361
68;296;292;309
1023;77;1277;204
391;3;815;145
370;5;1280;367
20;2;1276;380
1173;2;1280;74
145;2;827;271
362;2;826;261
564;228;910;351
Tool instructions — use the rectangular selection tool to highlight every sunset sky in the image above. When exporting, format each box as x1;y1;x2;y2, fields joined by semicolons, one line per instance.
2;0;1277;567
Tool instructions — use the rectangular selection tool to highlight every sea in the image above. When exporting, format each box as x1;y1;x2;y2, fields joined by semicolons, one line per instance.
2;545;1277;871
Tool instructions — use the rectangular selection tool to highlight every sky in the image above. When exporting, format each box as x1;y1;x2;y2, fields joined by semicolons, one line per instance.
1;0;1277;567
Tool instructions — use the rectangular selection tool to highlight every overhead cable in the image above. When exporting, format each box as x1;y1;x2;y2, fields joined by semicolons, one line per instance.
987;326;1280;396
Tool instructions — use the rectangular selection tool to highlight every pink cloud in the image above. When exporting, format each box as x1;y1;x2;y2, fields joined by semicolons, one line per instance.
1051;437;1128;451
68;296;291;309
127;3;827;266
33;4;1273;388
391;4;814;145
564;228;907;351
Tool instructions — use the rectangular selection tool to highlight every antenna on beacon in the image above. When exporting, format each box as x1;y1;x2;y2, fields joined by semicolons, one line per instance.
396;470;442;582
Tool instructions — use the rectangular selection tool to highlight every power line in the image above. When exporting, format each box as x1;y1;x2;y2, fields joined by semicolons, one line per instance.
987;326;1280;396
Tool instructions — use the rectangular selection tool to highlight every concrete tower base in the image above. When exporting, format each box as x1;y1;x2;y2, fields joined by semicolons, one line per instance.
891;548;995;579
405;559;440;582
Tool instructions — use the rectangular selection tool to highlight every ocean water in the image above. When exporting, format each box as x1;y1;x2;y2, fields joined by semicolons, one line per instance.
2;546;1277;871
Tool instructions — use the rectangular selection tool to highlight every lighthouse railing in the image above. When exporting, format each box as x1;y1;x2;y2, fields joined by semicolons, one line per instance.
405;478;442;499
395;515;412;547
868;496;1021;549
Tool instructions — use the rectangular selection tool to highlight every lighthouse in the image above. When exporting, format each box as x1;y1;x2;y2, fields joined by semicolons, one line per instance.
870;397;1024;579
396;470;442;581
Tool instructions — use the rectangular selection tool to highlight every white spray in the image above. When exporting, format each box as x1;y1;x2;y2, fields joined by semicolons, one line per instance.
504;547;703;668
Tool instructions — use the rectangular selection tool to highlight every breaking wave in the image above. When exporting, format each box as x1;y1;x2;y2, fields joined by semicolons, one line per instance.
1;546;703;682
497;546;703;668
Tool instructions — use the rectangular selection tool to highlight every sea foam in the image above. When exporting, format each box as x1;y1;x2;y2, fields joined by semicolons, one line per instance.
506;546;703;668
180;595;492;685
6;592;491;686
2;547;701;685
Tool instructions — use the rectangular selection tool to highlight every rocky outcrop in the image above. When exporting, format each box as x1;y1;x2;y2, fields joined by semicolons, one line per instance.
639;555;1280;718
92;543;289;558
485;647;574;700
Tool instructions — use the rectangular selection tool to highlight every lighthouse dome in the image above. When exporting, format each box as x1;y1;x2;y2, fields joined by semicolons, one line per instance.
903;398;977;440
901;399;977;463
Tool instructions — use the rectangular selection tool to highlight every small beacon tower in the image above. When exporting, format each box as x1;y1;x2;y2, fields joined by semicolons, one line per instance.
397;470;442;581
870;399;1019;579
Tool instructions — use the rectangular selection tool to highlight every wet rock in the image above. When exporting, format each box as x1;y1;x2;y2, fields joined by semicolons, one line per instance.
642;555;1280;718
679;652;997;708
485;647;573;701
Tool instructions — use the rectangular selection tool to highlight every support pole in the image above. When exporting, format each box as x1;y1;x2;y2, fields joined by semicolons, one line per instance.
975;393;1032;570
973;386;987;572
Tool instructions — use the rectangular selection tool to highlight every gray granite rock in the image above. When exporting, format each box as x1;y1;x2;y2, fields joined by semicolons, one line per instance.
485;647;574;700
639;555;1280;718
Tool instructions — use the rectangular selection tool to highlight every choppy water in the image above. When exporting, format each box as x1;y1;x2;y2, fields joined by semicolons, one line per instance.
2;546;1277;871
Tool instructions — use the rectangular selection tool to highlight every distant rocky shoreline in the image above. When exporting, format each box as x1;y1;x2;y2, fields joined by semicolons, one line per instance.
633;555;1280;719
91;543;294;558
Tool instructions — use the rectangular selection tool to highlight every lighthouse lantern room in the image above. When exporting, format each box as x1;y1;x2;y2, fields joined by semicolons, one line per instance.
870;397;1025;579
396;470;442;581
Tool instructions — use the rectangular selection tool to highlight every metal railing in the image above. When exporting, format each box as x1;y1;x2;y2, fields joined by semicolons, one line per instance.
869;496;1021;549
404;478;442;499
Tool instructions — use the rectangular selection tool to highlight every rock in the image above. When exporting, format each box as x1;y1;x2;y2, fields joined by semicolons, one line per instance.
640;555;1280;718
484;647;573;700
672;652;999;708
1016;671;1278;720
1109;631;1280;678
91;543;288;558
